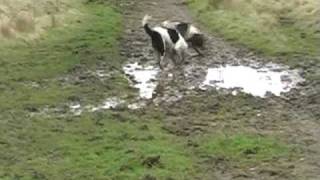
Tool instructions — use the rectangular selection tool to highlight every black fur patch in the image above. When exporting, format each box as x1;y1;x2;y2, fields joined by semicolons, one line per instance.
144;24;153;37
167;28;179;43
151;31;165;56
176;23;189;37
144;24;165;56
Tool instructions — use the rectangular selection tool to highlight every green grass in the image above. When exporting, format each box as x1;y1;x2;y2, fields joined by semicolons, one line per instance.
165;93;296;166
0;112;196;179
0;1;302;179
188;0;320;57
0;2;198;179
197;134;293;165
0;3;133;111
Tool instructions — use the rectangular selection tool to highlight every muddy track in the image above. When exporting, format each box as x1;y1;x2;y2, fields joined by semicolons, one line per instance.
119;0;320;179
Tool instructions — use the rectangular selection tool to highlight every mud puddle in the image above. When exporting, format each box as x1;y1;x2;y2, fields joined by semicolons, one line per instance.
33;62;159;117
123;62;159;99
65;62;304;116
200;63;304;97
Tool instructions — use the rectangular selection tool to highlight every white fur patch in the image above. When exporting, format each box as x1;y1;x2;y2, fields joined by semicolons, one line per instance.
153;26;188;51
161;20;202;39
189;25;200;35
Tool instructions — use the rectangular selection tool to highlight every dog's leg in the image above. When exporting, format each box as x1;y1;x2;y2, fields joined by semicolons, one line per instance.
159;56;165;69
170;51;179;66
177;50;186;65
154;51;163;69
193;47;204;57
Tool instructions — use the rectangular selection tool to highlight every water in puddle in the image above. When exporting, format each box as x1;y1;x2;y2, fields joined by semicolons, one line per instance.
201;64;304;97
123;62;159;99
69;103;83;116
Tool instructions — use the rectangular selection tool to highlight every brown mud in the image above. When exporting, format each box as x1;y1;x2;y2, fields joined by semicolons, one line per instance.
118;0;320;179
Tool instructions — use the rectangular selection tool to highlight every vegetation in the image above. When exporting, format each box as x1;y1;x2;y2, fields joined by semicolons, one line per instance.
0;1;196;179
0;0;301;179
198;134;292;165
0;2;130;111
188;0;320;56
0;0;80;40
0;112;196;179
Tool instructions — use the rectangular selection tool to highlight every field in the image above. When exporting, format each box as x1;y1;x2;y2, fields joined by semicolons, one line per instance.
0;0;319;179
0;0;84;41
188;0;320;56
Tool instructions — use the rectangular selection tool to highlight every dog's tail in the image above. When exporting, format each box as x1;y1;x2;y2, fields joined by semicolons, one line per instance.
142;14;153;37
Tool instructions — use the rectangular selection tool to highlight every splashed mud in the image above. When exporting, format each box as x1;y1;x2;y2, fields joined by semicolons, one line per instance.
123;62;159;99
67;98;126;116
128;101;147;110
90;97;126;112
201;64;304;97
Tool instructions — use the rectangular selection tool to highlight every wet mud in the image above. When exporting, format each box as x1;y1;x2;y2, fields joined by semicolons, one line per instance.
118;0;320;179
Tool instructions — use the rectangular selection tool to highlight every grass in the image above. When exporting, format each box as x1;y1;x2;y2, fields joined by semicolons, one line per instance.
188;0;320;57
160;92;299;170
0;0;301;179
0;2;132;111
0;0;79;40
197;134;292;165
0;112;196;179
0;1;197;179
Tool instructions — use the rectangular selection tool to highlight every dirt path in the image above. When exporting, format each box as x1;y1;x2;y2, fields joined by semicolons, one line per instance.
120;0;261;104
119;0;320;179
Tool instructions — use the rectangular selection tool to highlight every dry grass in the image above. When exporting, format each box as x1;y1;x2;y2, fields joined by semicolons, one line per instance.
189;0;320;56
0;0;82;41
207;0;320;33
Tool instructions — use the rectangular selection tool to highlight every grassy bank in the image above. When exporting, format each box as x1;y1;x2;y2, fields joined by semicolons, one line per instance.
188;0;320;57
0;2;129;111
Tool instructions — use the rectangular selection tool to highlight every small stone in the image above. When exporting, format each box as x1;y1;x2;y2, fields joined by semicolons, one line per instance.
142;155;161;168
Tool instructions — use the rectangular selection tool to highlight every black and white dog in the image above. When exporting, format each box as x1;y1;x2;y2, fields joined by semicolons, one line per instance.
142;15;188;69
162;20;205;56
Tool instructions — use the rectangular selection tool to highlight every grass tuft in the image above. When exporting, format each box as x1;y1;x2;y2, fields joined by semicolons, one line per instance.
197;134;293;165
